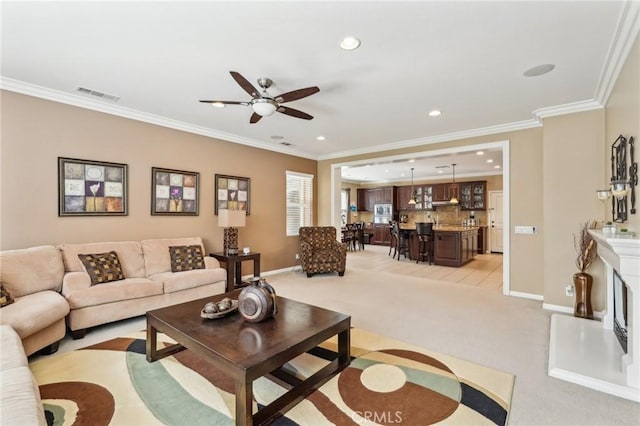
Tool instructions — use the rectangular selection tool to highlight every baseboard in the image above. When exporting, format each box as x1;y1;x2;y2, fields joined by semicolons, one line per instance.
242;265;301;281
509;291;543;301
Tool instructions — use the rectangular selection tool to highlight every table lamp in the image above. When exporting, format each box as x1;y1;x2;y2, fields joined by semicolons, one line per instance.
218;209;246;255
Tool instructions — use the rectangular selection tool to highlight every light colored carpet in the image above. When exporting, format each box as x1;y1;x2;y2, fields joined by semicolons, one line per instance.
264;245;639;425
39;245;640;425
31;328;514;425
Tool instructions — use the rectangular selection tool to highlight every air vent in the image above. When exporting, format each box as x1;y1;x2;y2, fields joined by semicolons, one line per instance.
435;165;450;169
75;86;120;102
280;142;293;146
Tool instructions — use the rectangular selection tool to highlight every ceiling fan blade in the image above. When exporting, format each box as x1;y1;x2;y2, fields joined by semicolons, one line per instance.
275;86;320;103
277;106;314;120
199;100;249;105
230;71;262;98
250;112;262;124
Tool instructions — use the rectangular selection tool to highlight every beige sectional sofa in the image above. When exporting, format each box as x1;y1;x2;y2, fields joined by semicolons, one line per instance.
0;245;70;356
0;236;226;425
58;237;226;338
0;325;47;425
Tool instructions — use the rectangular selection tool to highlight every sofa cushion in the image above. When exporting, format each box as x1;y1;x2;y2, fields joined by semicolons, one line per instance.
64;278;163;309
58;241;146;278
0;245;64;297
0;325;27;370
148;268;226;294
78;251;125;285
0;292;69;341
0;366;47;426
169;245;205;272
0;283;15;307
142;237;206;276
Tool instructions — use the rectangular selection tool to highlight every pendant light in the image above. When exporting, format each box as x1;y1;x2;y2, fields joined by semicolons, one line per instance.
408;167;416;205
449;163;459;204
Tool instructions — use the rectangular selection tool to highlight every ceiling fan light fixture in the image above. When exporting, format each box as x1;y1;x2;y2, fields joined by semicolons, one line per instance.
252;98;277;117
428;110;441;117
211;102;225;108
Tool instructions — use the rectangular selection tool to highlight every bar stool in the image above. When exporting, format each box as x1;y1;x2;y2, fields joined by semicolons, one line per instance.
388;221;397;256
392;221;411;261
416;222;434;264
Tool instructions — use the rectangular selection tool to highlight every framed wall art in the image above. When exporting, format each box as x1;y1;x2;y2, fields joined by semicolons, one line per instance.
215;174;250;215
58;157;128;216
151;167;199;215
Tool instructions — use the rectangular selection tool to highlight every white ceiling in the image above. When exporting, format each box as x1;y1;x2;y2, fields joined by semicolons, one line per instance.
1;1;637;183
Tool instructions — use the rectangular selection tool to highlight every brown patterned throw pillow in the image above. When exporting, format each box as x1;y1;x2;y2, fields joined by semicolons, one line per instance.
78;251;125;285
0;283;14;307
169;245;205;272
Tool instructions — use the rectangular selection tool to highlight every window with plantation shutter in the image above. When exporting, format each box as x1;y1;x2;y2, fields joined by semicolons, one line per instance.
286;171;313;236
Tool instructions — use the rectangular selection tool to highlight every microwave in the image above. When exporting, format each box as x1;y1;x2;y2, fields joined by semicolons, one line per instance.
374;204;392;216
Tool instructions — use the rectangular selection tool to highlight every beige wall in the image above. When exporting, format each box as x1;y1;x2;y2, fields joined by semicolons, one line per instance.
605;34;640;231
0;91;317;274
318;128;545;296
542;110;606;309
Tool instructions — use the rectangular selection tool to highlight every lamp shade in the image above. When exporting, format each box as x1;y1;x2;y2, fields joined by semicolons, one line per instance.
218;209;246;228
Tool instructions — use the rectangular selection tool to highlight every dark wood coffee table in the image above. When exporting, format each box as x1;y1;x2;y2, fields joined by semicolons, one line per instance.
146;291;351;425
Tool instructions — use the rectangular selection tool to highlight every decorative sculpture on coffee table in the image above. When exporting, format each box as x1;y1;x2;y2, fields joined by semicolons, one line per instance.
573;220;598;319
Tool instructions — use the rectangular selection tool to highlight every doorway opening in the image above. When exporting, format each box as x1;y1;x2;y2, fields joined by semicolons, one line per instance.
330;140;511;295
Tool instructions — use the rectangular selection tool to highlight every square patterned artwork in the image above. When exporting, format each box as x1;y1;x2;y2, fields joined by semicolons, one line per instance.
215;174;250;214
151;167;199;215
58;157;128;216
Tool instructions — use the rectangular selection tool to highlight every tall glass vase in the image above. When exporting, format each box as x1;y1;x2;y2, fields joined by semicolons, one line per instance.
573;272;593;319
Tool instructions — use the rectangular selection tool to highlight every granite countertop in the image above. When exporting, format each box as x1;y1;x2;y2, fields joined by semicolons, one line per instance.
398;224;481;231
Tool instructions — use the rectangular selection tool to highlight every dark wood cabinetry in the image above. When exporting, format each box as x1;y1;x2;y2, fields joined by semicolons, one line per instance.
477;226;487;254
373;224;391;245
433;228;477;267
396;186;413;210
433;184;448;202
356;189;376;211
459;181;486;210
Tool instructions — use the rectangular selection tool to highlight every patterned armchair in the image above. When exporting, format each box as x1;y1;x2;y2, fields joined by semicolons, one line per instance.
299;227;347;277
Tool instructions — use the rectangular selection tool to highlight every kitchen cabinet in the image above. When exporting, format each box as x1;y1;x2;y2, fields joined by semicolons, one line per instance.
456;181;486;210
433;228;477;267
356;189;375;211
433;184;448;202
397;186;414;210
477;226;488;254
374;187;395;204
373;224;391;245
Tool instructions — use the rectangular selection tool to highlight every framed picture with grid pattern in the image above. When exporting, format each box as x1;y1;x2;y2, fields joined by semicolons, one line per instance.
151;167;199;215
215;174;250;215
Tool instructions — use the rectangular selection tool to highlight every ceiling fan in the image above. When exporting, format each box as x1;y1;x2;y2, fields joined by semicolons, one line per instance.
200;71;320;124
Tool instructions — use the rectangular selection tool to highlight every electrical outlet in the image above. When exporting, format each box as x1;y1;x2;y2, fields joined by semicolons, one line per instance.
565;284;574;297
295;253;300;260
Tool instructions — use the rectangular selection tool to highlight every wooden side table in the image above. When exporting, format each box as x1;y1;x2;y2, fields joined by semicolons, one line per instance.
209;252;261;292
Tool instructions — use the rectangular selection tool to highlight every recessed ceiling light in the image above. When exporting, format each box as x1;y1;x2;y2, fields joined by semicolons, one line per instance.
486;159;494;163
340;36;361;50
438;170;443;174
401;173;406;177
494;165;501;169
428;110;441;117
408;159;415;163
384;169;389;173
316;136;326;141
523;63;555;77
476;151;484;156
211;102;225;108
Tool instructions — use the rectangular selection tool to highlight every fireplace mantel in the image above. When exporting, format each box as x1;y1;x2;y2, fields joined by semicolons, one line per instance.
548;230;639;402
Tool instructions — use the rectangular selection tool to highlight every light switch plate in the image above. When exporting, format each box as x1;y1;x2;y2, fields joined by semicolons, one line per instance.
515;225;537;234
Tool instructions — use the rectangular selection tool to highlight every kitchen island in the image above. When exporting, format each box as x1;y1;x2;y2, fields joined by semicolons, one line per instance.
398;224;479;266
433;225;479;267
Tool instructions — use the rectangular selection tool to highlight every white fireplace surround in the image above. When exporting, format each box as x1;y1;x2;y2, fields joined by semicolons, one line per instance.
548;230;639;402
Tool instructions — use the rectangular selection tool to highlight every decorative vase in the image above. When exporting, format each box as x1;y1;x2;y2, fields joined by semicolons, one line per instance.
573;272;593;319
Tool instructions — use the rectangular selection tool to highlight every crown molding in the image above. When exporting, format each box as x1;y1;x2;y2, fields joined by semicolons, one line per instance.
317;119;539;161
0;77;317;160
532;99;603;120
594;0;640;105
